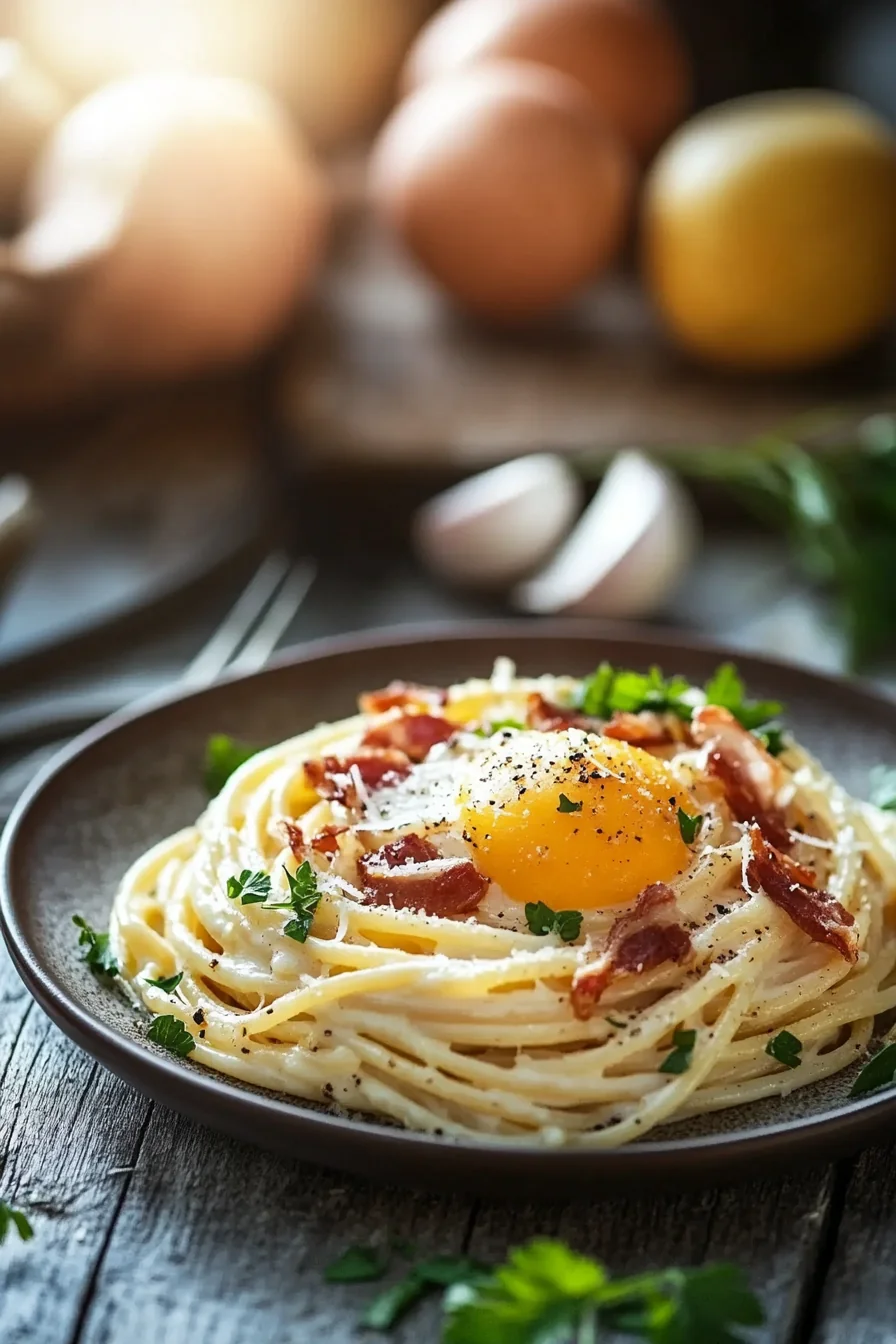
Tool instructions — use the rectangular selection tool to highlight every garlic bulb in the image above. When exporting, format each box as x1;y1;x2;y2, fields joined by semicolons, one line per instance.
514;449;698;616
8;73;329;379
414;453;583;587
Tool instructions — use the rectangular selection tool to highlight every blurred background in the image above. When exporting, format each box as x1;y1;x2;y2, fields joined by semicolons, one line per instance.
1;0;896;755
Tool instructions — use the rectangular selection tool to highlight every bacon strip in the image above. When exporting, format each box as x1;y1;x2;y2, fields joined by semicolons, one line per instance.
602;710;681;748
357;833;488;916
359;681;448;714
361;713;454;762
277;820;349;859
746;825;857;963
571;883;692;1020
526;693;603;734
304;751;411;808
692;705;790;850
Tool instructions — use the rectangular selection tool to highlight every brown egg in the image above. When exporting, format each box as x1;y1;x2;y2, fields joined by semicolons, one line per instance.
371;61;634;323
403;0;691;160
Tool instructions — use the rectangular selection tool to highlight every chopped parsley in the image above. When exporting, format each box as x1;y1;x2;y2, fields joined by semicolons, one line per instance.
146;1014;196;1058
578;662;694;721
557;793;582;814
226;869;272;904
268;861;321;943
324;1237;763;1342
765;1030;802;1069
144;972;183;994
703;663;783;732
203;734;259;797
659;1028;697;1075
525;901;583;943
72;914;118;979
0;1201;33;1245
325;1245;391;1283
850;1042;896;1097
477;717;525;737
756;723;787;757
677;807;703;845
869;765;896;812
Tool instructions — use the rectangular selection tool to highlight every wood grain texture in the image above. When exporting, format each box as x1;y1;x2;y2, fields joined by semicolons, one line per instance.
809;1145;896;1344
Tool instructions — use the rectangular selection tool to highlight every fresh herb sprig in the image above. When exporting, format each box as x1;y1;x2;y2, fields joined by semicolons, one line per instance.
204;735;260;797
655;413;896;670
0;1201;33;1245
147;1014;196;1058
850;1042;896;1097
323;1236;763;1342
525;901;583;943
268;862;322;943
579;663;695;721
766;1030;802;1070
145;972;183;994
72;915;118;979
226;869;272;904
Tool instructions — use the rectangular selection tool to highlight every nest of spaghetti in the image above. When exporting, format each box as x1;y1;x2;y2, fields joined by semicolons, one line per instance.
112;660;896;1147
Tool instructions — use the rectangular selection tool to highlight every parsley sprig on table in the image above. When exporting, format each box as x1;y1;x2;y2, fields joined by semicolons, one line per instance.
0;1201;33;1245
72;914;118;979
324;1236;764;1342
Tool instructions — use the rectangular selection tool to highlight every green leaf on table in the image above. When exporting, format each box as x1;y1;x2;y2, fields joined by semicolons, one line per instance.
364;1256;486;1331
203;734;259;797
765;1030;802;1069
147;1014;196;1058
524;901;583;943
144;972;183;994
0;1201;33;1245
850;1042;896;1097
72;914;118;979
226;869;272;905
659;1028;697;1076
869;766;896;812
325;1244;390;1283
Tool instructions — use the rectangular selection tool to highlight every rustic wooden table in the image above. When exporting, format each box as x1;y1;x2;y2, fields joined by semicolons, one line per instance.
1;547;895;1344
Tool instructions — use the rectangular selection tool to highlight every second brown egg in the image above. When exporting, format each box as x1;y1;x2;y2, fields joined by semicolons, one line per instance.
371;60;635;324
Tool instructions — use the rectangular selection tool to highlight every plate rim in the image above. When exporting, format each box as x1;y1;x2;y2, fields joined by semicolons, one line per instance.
4;617;896;1190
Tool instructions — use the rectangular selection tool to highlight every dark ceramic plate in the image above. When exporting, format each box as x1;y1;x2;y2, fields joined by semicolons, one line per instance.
3;623;896;1197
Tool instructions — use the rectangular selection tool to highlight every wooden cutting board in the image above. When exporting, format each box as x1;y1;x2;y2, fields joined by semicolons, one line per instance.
276;205;896;476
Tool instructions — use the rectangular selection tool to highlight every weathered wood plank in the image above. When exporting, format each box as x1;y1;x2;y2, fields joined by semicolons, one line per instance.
468;1167;836;1344
808;1144;896;1344
74;1105;474;1344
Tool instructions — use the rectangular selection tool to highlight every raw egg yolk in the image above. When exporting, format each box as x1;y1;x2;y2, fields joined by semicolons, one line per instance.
460;730;690;910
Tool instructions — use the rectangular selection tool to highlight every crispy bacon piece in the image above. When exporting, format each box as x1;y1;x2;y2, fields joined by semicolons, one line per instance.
746;825;857;963
526;693;603;734
692;705;790;850
361;713;455;762
570;883;692;1020
278;820;306;861
304;751;411;808
357;833;488;916
311;824;349;855
602;711;680;748
359;681;448;714
277;820;349;859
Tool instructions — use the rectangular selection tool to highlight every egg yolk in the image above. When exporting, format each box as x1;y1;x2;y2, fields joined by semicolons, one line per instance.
460;729;691;911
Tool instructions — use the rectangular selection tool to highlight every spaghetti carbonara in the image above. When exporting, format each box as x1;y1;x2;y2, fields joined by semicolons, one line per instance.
110;660;896;1146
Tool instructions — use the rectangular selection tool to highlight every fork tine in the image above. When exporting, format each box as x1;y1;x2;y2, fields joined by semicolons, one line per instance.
225;560;317;678
179;552;292;690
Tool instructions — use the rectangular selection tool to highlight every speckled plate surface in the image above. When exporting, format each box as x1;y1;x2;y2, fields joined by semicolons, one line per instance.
3;622;896;1197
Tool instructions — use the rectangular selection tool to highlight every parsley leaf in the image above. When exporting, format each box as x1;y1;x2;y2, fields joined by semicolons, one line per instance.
677;808;703;844
146;1014;196;1058
325;1244;390;1283
850;1042;896;1097
524;901;583;943
659;1028;697;1075
703;664;783;732
144;972;183;994
268;861;321;943
226;869;272;904
602;1262;764;1344
557;793;582;813
757;724;787;757
579;663;694;721
72;914;118;979
364;1256;486;1331
766;1030;802;1069
869;765;896;811
477;717;525;737
203;734;259;797
0;1201;33;1244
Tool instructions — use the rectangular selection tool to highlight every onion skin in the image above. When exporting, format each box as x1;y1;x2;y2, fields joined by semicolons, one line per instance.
8;73;329;380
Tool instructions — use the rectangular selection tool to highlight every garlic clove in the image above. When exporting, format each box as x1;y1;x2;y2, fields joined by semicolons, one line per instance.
413;452;583;588
514;449;699;617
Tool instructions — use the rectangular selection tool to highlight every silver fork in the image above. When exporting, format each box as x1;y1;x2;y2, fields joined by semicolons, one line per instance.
0;554;316;748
